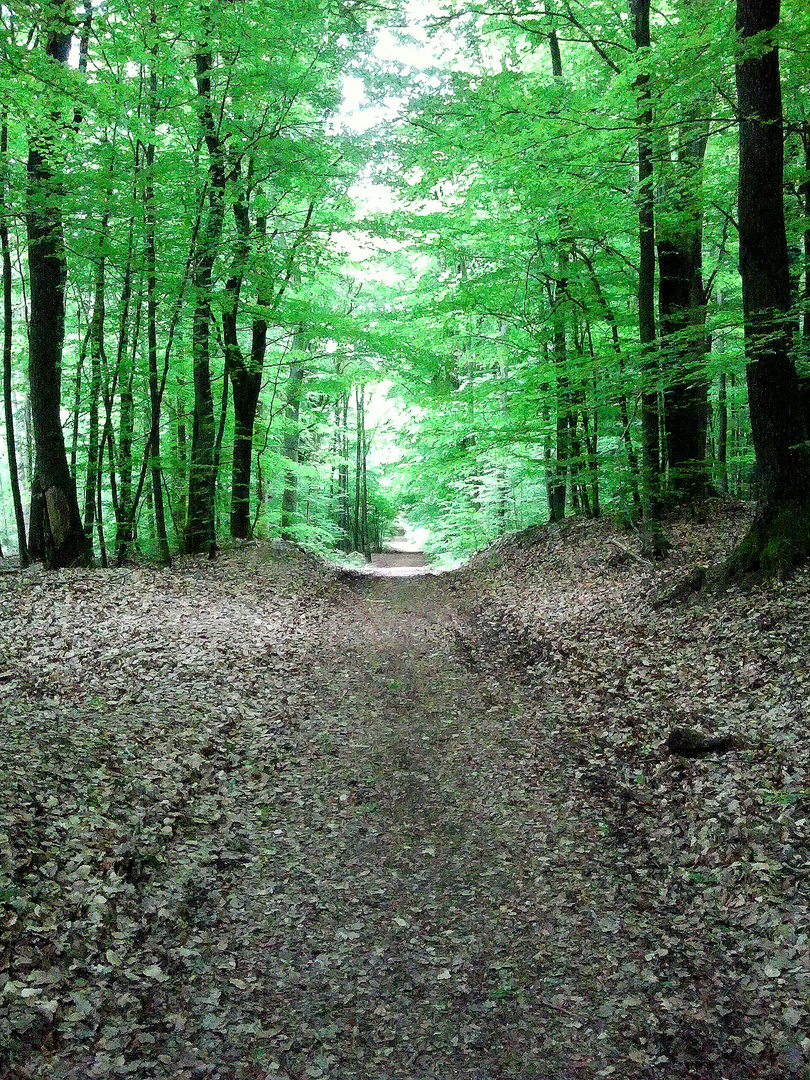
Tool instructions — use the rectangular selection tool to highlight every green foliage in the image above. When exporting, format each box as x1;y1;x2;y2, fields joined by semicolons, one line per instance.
0;0;806;563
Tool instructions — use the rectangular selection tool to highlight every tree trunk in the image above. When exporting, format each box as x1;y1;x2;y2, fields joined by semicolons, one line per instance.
658;120;711;498
335;391;350;551
112;225;136;560
280;336;305;540
632;0;668;556
1;114;29;565
578;249;640;510
138;27;171;567
82;197;109;550
25;15;91;568
717;372;728;493
548;269;570;523
799;122;810;420
229;208;267;540
145;138;171;565
184;43;225;557
727;0;810;575
354;387;364;553
230;362;263;539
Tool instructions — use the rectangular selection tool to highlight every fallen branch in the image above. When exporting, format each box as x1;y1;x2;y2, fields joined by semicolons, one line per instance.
607;538;653;568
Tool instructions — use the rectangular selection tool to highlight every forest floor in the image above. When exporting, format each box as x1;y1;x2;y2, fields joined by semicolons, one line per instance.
1;502;809;1080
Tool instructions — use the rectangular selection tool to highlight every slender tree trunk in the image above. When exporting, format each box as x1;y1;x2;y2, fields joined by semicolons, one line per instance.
658;120;711;498
116;301;138;560
229;209;266;540
280;335;305;540
727;0;810;575
547;21;569;524
174;390;188;536
361;420;371;561
354;387;363;552
337;391;350;551
799;122;810;419
82;320;101;543
578;250;640;509
632;0;667;556
717;372;728;493
112;214;136;557
1;114;28;565
185;41;225;557
583;401;600;517
549;271;570;523
82;198;109;547
230;363;263;538
141;28;171;567
145;162;171;565
25;14;91;568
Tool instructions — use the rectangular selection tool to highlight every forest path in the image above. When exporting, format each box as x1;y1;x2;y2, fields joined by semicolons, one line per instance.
209;568;609;1080
2;525;807;1080
1;554;588;1080
368;544;431;575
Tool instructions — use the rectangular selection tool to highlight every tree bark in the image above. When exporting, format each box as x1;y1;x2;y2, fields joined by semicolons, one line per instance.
631;0;668;556
25;12;92;568
144;26;171;567
229;209;267;540
799;122;810;421
1;114;29;565
548;252;570;523
727;0;810;575
280;335;305;540
184;42;226;557
658;122;711;498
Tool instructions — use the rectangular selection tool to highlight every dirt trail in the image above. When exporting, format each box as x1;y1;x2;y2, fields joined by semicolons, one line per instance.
2;531;807;1080
369;547;431;575
221;570;594;1080
2;558;575;1080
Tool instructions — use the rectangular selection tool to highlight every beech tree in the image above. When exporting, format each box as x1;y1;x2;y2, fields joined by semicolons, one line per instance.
728;0;810;574
25;0;92;568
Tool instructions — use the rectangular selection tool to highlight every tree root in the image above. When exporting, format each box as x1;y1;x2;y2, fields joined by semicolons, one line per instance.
724;500;810;580
656;498;810;607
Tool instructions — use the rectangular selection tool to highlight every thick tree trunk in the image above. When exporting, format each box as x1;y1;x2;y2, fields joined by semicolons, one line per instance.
727;0;810;575
25;20;91;569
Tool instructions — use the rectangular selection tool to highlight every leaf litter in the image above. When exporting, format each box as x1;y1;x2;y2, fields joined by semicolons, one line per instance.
0;508;808;1079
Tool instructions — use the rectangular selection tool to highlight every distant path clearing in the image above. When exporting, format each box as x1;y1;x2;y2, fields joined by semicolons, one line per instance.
369;548;431;574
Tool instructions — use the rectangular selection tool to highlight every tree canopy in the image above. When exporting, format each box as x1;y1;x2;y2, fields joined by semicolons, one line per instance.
0;0;808;569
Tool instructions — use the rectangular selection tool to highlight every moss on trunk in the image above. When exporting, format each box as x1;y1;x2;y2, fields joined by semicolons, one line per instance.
725;500;810;578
